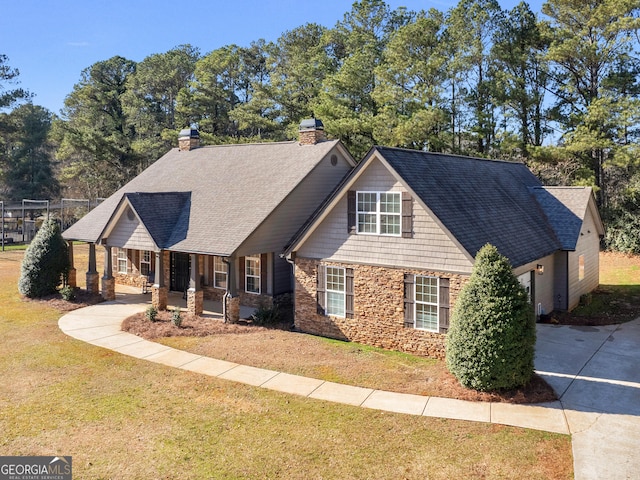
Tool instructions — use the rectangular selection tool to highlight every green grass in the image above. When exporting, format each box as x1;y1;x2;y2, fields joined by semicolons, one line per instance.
0;250;573;479
566;252;640;321
0;242;28;251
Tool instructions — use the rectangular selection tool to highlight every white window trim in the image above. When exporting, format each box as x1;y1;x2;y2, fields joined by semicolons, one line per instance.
356;191;401;236
117;248;127;274
326;266;346;317
214;256;227;289
414;275;439;332
245;255;260;294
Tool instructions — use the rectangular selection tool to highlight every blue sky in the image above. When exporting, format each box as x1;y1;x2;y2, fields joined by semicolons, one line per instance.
1;0;542;115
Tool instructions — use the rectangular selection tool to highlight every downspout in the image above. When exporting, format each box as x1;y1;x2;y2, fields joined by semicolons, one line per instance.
222;257;232;323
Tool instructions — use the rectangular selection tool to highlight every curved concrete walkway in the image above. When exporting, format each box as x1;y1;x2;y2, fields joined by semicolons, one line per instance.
58;290;640;479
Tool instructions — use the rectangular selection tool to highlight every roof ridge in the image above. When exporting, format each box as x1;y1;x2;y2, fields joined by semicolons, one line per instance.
375;146;525;165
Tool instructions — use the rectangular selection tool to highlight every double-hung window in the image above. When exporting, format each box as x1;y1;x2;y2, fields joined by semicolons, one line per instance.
245;256;260;294
325;266;346;317
415;276;439;331
214;256;227;289
404;274;449;333
357;191;401;235
140;250;151;276
317;265;354;318
117;248;127;274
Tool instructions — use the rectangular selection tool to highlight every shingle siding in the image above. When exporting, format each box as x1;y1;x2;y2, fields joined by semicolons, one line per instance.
108;212;156;251
297;159;473;273
567;210;600;310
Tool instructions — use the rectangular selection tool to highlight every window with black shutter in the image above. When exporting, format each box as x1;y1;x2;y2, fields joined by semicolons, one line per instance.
316;264;326;315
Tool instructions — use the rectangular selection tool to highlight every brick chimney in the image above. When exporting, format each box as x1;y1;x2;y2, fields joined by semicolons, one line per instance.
178;128;199;151
299;118;326;145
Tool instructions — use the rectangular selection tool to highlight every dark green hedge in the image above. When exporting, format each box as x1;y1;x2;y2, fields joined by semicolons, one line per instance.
445;244;536;391
18;220;69;298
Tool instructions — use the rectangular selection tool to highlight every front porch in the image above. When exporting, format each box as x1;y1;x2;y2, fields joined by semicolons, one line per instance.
66;242;257;322
116;284;257;320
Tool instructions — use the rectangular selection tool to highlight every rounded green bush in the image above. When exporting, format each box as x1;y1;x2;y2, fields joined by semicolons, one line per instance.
18;219;70;298
445;244;536;391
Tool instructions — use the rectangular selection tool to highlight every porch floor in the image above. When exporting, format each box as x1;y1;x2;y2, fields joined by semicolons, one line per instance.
117;285;256;320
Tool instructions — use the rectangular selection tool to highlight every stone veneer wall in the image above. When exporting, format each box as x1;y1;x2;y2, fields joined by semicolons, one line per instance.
294;258;468;360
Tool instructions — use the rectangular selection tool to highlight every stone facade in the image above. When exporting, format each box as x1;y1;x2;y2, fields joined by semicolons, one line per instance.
86;272;99;294
299;129;327;145
226;295;240;323
101;276;116;301
152;286;168;310
238;291;273;309
187;288;204;316
294;257;468;360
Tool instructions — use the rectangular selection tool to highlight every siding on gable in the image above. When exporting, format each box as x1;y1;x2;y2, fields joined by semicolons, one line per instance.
296;158;474;274
108;208;156;251
567;208;600;310
237;149;352;256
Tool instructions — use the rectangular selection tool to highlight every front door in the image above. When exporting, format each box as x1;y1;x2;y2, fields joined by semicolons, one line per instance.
170;252;190;292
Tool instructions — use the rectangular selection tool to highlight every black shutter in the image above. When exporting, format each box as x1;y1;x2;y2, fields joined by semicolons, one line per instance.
347;190;356;234
439;277;450;333
239;256;245;292
260;253;268;295
402;192;413;238
404;273;414;328
317;264;326;315
345;268;354;319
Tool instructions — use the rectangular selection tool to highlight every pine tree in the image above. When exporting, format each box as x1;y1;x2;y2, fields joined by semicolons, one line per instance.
18;220;70;298
446;244;535;391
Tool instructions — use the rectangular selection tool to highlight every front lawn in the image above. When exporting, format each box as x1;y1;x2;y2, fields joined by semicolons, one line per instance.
0;248;573;479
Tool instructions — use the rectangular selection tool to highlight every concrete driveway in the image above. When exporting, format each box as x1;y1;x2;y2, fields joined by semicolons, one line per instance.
535;319;640;480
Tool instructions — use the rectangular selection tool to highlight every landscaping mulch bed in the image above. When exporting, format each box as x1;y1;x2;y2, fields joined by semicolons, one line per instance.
23;288;104;312
122;310;558;405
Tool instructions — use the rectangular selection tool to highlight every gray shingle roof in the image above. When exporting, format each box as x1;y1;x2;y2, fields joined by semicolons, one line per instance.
63;140;341;255
125;192;191;248
376;147;563;267
531;187;594;250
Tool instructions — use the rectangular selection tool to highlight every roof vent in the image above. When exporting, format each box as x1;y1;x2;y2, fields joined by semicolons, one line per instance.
299;118;326;145
178;128;200;151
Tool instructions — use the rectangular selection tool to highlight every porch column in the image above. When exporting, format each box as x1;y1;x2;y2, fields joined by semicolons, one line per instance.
187;253;203;316
86;243;99;294
66;241;76;288
223;257;240;323
152;250;167;310
101;244;115;300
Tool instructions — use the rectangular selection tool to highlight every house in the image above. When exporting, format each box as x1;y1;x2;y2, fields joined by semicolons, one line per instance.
62;120;355;320
283;146;604;359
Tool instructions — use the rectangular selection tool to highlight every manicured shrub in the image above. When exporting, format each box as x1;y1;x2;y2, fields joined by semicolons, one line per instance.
60;285;76;301
171;308;182;327
145;305;158;322
446;244;536;391
250;304;280;326
18;219;70;298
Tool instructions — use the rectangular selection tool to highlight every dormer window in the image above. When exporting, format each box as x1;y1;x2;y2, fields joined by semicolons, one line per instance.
356;191;401;236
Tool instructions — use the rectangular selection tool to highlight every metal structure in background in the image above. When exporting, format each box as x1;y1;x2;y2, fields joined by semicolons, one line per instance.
21;199;49;243
61;198;90;231
0;197;103;249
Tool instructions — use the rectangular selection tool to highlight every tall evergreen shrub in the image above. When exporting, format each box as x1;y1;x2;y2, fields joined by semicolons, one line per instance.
445;244;536;391
18;219;70;298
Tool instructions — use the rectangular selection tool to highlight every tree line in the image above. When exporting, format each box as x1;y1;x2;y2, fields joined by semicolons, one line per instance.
1;0;640;250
